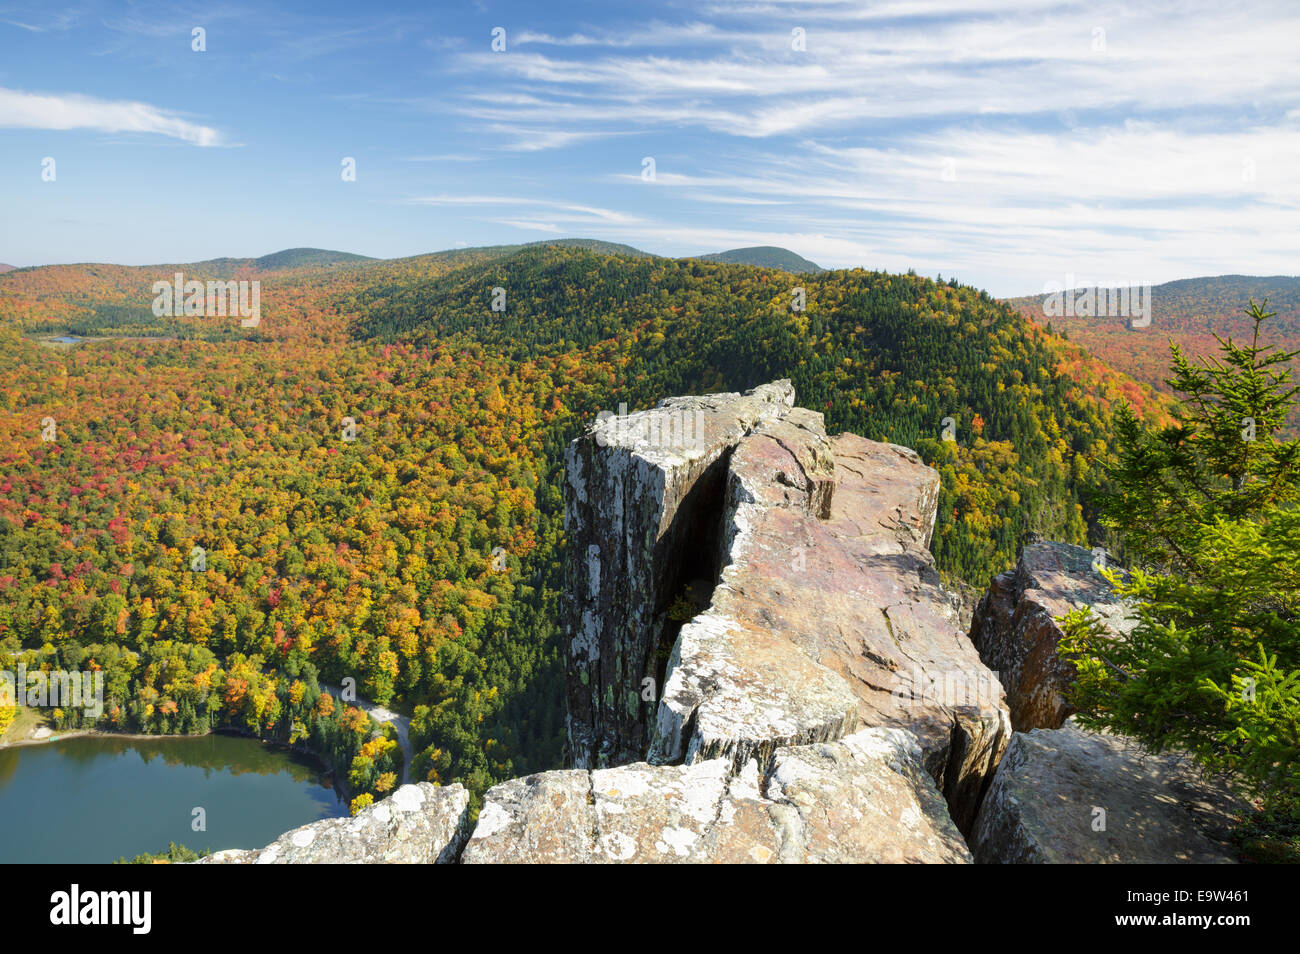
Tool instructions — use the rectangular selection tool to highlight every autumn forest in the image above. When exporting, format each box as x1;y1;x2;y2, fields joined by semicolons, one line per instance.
0;242;1179;806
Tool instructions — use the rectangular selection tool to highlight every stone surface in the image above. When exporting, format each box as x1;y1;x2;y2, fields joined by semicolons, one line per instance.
970;541;1134;731
195;783;471;864
652;413;1009;833
461;727;970;864
564;380;797;768
970;721;1244;864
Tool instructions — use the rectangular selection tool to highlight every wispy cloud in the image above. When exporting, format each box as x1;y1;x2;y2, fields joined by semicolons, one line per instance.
0;8;80;32
0;87;225;145
427;0;1299;157
395;0;1300;290
405;194;642;226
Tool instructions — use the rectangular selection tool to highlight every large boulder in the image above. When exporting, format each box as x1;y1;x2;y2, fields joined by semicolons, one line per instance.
650;410;1009;833
460;728;970;864
970;541;1132;731
970;721;1244;864
195;783;471;864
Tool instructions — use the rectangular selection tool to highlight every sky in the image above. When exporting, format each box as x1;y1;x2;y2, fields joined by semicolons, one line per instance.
0;0;1296;296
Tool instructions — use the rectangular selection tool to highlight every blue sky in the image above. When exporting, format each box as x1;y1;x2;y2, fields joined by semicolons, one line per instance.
1;0;1297;296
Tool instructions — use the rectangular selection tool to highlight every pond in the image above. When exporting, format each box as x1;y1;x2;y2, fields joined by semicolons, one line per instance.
0;734;347;863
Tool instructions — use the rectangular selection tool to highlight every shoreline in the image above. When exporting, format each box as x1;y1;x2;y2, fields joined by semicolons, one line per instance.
2;687;407;796
0;716;359;799
0;727;164;749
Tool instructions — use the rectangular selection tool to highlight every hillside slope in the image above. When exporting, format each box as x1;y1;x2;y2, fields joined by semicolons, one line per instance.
354;244;1163;583
0;239;1173;808
1004;275;1300;431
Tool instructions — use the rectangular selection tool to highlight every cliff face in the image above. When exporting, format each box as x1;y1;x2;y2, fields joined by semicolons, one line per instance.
200;382;1240;864
970;541;1133;732
563;381;798;768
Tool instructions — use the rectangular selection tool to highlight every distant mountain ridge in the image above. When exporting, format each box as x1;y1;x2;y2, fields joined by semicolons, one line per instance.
1002;273;1300;434
0;264;14;273
185;247;375;273
0;241;827;275
688;246;825;272
1003;275;1300;326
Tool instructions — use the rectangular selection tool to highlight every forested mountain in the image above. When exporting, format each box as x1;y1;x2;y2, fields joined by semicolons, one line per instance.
352;245;1172;582
1004;275;1300;432
249;248;375;271
0;240;1167;804
689;246;825;273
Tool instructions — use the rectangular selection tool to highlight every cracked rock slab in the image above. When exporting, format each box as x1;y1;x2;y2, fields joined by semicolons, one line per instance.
461;728;969;864
766;728;972;863
652;609;860;770
970;720;1244;864
460;770;597;863
194;783;471;864
654;414;1009;834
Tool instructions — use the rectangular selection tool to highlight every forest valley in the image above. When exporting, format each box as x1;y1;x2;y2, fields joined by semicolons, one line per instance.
0;241;1233;816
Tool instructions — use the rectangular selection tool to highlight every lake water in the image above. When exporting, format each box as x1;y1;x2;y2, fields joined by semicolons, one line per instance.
0;734;347;863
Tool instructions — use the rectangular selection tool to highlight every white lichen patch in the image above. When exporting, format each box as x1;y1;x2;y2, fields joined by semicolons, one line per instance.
390;784;426;814
471;801;511;839
599;831;638;861
655;825;699;857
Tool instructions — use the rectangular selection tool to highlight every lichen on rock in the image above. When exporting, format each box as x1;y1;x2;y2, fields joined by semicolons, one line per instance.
462;728;970;864
195;782;471;864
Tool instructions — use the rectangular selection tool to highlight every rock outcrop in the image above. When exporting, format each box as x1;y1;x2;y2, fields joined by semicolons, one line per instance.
970;720;1244;864
462;728;970;864
196;782;471;864
564;381;798;768
970;541;1133;732
652;420;1009;832
566;381;1008;833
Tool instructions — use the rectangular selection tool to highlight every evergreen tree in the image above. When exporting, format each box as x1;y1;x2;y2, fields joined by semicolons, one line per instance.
1061;301;1300;852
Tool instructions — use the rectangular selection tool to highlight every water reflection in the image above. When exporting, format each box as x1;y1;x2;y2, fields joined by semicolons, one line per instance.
0;734;346;863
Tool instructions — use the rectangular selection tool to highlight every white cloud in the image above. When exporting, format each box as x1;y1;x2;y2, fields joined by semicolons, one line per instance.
405;194;643;226
414;0;1299;292
0;88;225;146
448;1;1300;142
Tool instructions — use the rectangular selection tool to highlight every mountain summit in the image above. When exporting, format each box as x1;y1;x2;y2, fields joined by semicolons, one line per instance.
688;246;825;272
